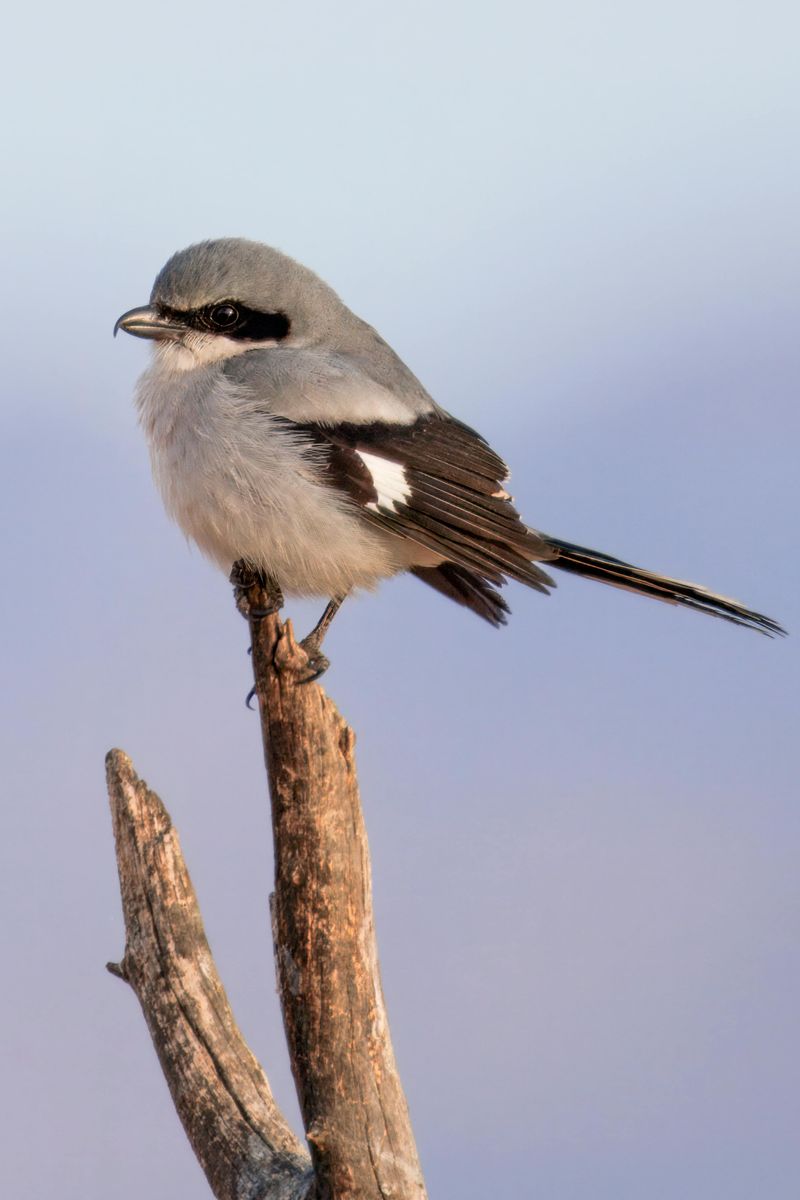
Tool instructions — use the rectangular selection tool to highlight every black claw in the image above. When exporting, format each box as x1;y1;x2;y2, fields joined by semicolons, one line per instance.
245;685;258;709
248;604;282;620
297;656;330;684
296;636;331;684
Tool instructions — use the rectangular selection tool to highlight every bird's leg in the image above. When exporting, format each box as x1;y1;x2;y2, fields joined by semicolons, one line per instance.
231;561;286;705
298;593;349;682
230;560;284;620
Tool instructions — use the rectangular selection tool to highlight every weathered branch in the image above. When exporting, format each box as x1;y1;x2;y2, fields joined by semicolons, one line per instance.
106;573;427;1199
240;574;427;1200
106;749;312;1200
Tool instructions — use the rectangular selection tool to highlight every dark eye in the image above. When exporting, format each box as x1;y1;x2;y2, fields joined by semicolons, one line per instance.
208;303;240;330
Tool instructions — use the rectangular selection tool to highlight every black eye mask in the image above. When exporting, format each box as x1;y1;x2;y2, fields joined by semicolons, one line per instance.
158;301;291;341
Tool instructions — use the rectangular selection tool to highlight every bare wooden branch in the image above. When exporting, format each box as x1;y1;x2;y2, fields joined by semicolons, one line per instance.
240;574;428;1200
106;573;427;1199
106;749;313;1200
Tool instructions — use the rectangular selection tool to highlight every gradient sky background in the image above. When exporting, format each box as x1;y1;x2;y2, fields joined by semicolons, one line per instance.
2;3;799;1197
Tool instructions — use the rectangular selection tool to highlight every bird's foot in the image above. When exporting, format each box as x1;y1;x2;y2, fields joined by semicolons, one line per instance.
230;560;284;620
290;595;347;682
296;636;331;684
283;594;346;682
270;619;331;684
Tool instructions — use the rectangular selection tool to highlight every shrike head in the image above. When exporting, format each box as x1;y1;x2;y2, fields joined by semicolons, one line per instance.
114;237;347;365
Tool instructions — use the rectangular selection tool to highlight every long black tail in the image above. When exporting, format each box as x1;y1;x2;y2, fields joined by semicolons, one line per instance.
543;536;785;637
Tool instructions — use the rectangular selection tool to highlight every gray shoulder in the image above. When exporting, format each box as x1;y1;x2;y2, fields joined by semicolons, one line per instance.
223;341;440;426
336;313;439;408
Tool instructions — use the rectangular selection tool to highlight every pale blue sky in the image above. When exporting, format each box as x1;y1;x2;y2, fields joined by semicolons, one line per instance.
2;3;798;1197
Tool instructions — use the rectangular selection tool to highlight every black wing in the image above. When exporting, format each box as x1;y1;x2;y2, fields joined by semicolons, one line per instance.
289;413;556;624
282;412;785;636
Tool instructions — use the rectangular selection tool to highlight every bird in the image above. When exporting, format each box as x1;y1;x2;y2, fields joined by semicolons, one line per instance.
115;238;784;675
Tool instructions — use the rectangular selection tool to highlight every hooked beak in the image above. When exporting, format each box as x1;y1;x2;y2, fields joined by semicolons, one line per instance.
114;305;186;341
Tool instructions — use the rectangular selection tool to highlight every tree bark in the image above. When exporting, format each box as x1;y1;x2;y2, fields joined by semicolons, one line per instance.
106;575;427;1199
106;749;313;1200
241;576;427;1200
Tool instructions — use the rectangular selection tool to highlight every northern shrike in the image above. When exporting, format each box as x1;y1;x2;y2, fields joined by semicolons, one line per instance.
115;238;783;672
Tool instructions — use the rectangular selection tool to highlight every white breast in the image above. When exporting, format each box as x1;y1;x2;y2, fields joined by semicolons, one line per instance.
134;354;411;596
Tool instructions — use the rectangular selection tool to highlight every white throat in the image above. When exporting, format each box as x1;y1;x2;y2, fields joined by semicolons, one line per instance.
152;332;282;372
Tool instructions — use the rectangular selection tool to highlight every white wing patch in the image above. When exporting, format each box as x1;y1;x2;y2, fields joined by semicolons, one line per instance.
357;451;411;513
